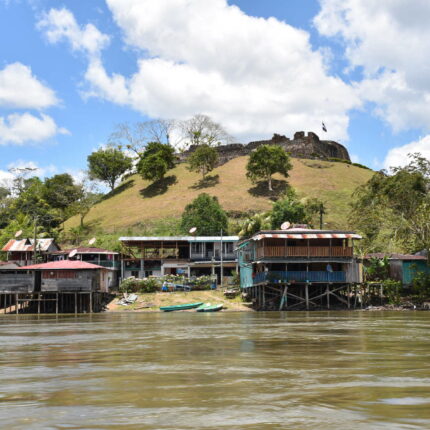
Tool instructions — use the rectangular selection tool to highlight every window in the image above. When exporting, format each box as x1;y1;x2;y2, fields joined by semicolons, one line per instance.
191;243;204;254
223;242;234;254
131;271;139;278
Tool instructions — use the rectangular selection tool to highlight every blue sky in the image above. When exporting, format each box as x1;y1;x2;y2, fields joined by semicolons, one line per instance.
0;0;429;184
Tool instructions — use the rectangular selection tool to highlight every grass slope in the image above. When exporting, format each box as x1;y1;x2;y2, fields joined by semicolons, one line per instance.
65;157;374;232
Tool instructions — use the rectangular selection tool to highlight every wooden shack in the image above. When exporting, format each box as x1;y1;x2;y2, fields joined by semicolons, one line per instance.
0;260;111;314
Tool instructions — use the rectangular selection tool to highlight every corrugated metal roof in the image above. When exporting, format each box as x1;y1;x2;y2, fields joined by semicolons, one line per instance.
51;247;118;255
253;232;362;240
119;236;239;243
2;238;57;252
20;260;105;270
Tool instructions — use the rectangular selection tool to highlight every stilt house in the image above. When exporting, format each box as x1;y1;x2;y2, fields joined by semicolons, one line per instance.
237;228;362;310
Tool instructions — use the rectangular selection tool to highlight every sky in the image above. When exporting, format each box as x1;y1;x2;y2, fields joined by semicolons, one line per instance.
1;0;429;185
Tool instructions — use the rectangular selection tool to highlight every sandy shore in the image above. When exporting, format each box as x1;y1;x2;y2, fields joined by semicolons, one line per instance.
106;290;253;312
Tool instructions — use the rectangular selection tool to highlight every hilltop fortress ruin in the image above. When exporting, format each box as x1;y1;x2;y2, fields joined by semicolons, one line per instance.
180;131;351;165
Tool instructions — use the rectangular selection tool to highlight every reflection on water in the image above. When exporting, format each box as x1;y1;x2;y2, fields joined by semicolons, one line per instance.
0;311;429;429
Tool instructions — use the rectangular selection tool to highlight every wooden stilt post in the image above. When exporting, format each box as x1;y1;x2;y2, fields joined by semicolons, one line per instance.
326;285;330;309
347;285;350;309
56;293;59;314
89;293;93;313
75;293;78;314
262;286;265;310
305;283;309;310
38;294;41;314
15;293;18;314
279;285;287;311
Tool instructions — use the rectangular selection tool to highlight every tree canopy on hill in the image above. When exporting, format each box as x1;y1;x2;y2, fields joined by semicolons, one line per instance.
88;146;132;192
350;153;430;254
137;142;176;182
188;144;219;178
246;145;292;191
181;193;228;235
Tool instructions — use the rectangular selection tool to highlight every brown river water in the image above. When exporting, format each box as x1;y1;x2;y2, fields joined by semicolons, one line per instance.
0;311;429;429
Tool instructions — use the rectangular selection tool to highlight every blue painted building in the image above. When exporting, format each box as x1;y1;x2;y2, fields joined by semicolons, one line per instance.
237;228;362;310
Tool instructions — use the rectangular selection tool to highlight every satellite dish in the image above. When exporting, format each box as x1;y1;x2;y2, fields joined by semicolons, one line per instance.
68;249;78;259
281;222;291;230
189;227;197;234
89;237;96;245
15;230;23;238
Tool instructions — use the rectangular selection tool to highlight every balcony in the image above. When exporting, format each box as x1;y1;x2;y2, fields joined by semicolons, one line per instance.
253;270;346;284
86;260;120;270
190;252;236;261
256;246;353;259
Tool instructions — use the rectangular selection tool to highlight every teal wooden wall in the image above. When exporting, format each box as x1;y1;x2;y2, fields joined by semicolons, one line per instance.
402;260;430;285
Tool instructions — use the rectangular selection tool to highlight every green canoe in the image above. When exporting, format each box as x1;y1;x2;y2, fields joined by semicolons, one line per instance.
196;303;223;312
160;302;204;312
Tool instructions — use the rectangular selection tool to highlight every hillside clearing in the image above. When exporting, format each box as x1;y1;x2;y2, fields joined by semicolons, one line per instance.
65;157;374;232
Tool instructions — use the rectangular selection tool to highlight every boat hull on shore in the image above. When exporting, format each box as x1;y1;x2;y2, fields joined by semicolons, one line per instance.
160;302;204;312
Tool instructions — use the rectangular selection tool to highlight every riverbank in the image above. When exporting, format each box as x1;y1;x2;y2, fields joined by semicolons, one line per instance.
107;290;252;312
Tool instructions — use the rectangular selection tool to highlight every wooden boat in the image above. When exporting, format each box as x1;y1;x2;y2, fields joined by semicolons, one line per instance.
160;302;204;312
196;303;223;312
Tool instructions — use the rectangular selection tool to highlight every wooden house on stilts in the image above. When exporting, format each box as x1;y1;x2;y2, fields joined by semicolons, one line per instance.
237;228;362;310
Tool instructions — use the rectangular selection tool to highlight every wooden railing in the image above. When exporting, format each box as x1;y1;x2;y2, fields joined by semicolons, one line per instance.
256;246;353;258
253;271;346;284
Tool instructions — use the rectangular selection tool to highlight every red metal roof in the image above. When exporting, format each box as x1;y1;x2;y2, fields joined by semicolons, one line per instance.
20;260;105;270
2;238;57;252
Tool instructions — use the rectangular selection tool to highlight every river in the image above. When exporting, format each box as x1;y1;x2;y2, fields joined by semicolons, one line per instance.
0;311;429;429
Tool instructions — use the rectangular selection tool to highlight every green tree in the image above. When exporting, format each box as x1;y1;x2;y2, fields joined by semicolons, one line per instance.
43;174;82;210
246;145;292;191
238;212;272;238
188;144;219;178
181;193;228;235
350;153;430;254
270;188;309;229
87;147;132;192
304;198;327;229
137;142;176;182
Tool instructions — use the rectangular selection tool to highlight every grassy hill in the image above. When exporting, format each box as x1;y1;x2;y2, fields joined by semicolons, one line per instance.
65;157;374;233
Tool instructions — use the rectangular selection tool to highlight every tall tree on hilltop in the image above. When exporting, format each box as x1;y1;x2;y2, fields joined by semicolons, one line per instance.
181;193;228;235
246;144;292;191
109;119;177;156
137;142;176;182
87;146;132;192
188;144;219;178
180;114;232;148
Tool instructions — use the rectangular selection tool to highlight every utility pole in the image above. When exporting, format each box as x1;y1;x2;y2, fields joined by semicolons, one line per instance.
220;228;223;289
319;203;324;230
33;216;38;264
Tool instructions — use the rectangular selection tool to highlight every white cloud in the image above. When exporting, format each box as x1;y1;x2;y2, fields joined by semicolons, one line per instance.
0;112;69;145
0;62;58;109
40;2;361;142
315;0;430;132
37;8;110;56
384;135;430;170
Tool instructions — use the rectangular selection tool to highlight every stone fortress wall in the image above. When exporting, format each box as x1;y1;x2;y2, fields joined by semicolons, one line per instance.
178;131;351;166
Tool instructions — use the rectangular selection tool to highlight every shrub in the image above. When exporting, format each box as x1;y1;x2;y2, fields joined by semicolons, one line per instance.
382;279;402;305
352;162;371;170
119;277;160;293
411;271;430;305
